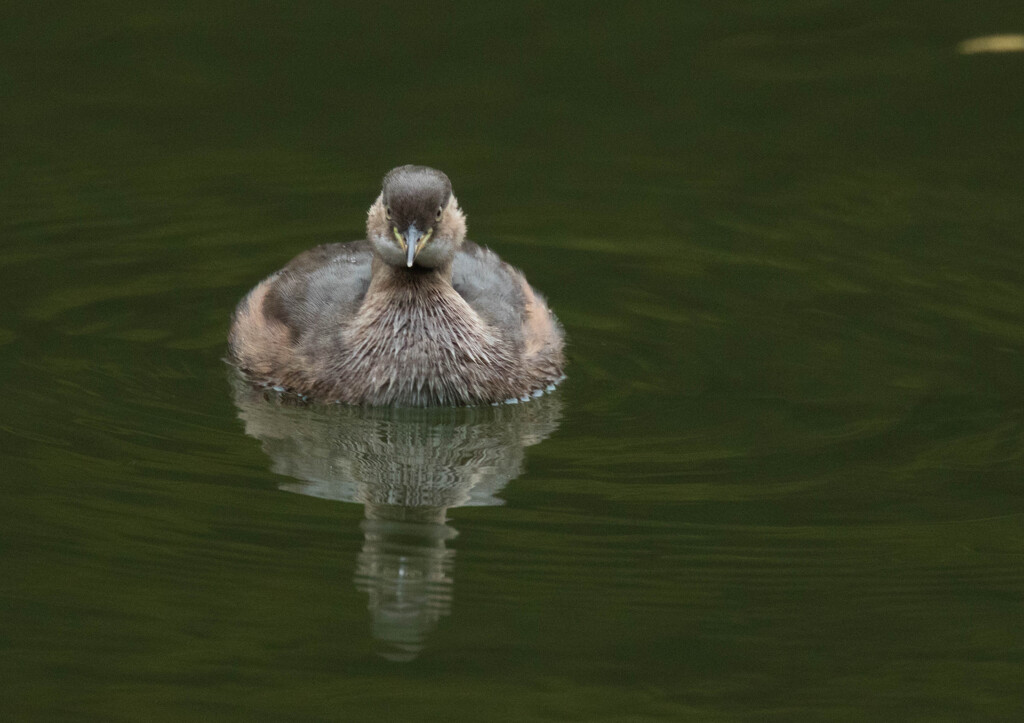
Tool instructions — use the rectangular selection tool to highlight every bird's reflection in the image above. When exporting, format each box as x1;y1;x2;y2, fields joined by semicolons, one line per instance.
231;378;563;661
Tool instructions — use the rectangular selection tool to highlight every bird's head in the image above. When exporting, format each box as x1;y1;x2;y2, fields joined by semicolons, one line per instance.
367;165;467;269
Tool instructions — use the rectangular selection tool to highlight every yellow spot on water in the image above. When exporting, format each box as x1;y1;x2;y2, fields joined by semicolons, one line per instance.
957;35;1024;54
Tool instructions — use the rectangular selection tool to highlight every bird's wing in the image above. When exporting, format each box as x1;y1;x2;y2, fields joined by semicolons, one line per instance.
261;240;374;342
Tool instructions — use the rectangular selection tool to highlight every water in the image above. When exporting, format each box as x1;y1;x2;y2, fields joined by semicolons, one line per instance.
3;2;1023;720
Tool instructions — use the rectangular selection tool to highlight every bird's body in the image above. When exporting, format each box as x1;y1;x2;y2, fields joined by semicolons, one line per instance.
228;166;565;406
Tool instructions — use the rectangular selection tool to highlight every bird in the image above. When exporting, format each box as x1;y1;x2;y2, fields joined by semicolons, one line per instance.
228;165;565;406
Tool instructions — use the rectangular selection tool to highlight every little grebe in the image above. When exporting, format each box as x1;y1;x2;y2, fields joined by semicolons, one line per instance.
228;165;565;406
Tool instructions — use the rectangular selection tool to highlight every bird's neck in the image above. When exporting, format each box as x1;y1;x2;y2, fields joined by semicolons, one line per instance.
368;256;454;298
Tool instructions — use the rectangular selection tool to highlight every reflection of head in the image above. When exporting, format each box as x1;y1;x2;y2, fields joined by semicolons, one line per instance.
231;378;563;660
355;506;457;662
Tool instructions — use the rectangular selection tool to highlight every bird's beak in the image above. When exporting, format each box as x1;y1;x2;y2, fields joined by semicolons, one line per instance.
399;226;433;268
404;226;422;267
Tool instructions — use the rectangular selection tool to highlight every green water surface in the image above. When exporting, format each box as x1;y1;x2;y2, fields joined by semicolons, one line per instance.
2;2;1023;720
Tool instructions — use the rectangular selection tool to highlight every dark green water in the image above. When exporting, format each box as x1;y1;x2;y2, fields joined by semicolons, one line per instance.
3;3;1023;720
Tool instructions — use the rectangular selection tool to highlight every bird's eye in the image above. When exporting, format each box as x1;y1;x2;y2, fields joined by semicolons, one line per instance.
385;206;392;219
435;206;443;220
